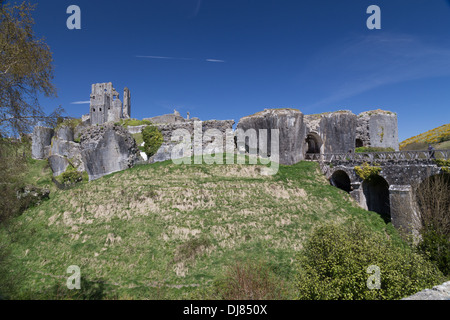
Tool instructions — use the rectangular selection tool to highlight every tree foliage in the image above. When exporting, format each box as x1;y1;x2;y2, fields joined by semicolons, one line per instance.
142;124;163;158
295;222;443;300
415;174;450;275
0;1;62;137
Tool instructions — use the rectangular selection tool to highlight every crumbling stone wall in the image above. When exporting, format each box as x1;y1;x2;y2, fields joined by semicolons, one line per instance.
150;120;235;163
89;82;131;126
236;109;306;165
356;110;399;151
304;111;357;155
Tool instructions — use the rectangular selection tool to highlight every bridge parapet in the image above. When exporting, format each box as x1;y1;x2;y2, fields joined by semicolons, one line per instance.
317;150;449;234
318;150;450;165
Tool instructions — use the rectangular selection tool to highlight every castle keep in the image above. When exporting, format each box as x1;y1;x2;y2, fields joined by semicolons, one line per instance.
89;82;131;125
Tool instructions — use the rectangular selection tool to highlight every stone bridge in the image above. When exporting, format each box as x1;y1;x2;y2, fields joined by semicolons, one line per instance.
312;150;450;232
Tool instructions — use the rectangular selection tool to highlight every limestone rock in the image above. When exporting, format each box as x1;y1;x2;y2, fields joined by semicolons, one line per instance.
56;125;74;142
80;124;139;181
48;154;70;176
31;127;54;160
16;185;50;207
402;281;450;300
237;109;305;165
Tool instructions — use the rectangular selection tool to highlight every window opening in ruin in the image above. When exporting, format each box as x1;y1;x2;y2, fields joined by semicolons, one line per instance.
356;139;363;148
306;133;321;154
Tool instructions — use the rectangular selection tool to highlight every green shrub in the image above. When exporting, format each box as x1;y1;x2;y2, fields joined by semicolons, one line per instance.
142;124;163;158
354;162;382;180
205;259;287;300
434;159;450;174
355;147;395;153
418;226;450;276
116;118;152;128
55;118;82;131
61;165;82;184
295;222;443;300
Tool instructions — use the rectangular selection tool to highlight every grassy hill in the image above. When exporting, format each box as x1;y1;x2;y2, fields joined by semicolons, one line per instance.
0;155;407;300
400;123;450;151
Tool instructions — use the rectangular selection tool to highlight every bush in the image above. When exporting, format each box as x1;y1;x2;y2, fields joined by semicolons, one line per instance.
205;259;287;300
355;147;395;153
354;162;381;180
116;119;152;128
295;222;444;300
61;165;82;184
0;139;28;224
142;124;163;158
418;227;450;276
414;173;450;276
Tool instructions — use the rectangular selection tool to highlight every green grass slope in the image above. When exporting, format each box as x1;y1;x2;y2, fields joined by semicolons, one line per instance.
400;123;450;151
0;159;401;299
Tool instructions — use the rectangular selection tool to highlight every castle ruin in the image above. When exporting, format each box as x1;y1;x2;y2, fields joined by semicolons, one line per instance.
89;82;131;125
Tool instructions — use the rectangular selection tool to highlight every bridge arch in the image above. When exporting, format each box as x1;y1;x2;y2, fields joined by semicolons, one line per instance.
330;170;352;193
362;175;391;223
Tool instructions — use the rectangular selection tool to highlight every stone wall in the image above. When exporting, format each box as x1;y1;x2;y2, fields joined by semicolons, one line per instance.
356;110;399;151
144;114;186;124
150;120;235;163
236;109;306;165
305;111;357;154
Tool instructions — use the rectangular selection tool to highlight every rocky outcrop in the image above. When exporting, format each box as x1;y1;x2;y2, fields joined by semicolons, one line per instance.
356;110;399;151
16;185;50;207
80;123;140;180
402;281;450;300
237;109;305;165
48;154;71;176
31;127;54;160
55;126;74;142
48;123;85;174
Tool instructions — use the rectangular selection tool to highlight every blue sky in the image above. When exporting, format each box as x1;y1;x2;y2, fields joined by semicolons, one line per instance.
25;0;450;141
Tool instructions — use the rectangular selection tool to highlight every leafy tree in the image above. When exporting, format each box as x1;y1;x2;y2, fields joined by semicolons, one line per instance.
414;174;450;275
142;124;163;158
0;1;63;137
0;1;61;223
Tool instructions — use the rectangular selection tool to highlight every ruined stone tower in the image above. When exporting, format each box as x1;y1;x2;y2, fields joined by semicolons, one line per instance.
90;82;131;126
123;87;131;119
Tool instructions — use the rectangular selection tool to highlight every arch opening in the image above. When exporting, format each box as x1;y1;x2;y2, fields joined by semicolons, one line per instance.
330;170;352;193
362;175;391;223
355;138;363;148
305;133;323;160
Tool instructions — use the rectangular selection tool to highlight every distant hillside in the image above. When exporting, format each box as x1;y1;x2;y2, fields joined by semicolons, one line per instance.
400;123;450;151
0;157;401;299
